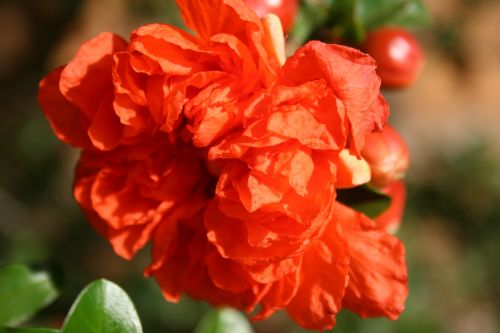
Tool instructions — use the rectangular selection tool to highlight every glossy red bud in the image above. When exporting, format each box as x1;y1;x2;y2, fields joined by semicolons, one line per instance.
364;27;425;88
244;0;298;33
362;125;410;188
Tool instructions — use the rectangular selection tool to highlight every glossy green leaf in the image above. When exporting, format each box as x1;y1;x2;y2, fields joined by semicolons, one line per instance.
316;0;429;44
194;308;253;333
336;185;391;218
3;328;59;333
328;0;366;43
0;265;58;326
355;0;429;30
61;279;142;333
288;0;334;51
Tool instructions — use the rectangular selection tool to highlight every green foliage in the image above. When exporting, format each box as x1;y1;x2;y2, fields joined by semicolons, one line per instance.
336;185;391;218
194;308;253;333
292;0;429;45
60;279;143;333
355;0;430;31
0;265;58;326
3;279;143;333
4;329;59;333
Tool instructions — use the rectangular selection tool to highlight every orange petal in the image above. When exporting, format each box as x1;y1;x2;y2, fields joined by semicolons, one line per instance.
130;23;215;75
74;169;154;260
176;0;261;42
38;67;91;148
335;203;408;319
59;32;127;118
253;268;300;321
285;221;349;330
266;107;337;149
87;93;124;150
206;251;253;293
282;41;389;155
176;0;278;84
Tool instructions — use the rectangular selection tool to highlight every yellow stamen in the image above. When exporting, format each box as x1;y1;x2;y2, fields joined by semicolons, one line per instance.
262;13;286;67
337;149;371;188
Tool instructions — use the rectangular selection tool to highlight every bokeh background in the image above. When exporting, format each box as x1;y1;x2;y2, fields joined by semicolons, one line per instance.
1;0;500;332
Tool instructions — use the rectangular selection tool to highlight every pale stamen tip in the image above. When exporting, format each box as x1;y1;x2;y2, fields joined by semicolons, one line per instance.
262;13;286;67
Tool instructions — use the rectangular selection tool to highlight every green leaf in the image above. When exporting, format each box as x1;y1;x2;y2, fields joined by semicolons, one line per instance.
0;265;58;326
322;0;429;44
328;0;366;43
336;185;391;218
3;329;59;333
194;308;253;333
356;0;430;31
61;279;142;333
288;0;334;52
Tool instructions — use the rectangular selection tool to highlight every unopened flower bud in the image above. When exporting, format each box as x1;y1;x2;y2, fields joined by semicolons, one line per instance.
362;125;409;187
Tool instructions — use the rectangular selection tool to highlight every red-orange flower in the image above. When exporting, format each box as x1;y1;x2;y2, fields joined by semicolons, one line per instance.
38;0;408;330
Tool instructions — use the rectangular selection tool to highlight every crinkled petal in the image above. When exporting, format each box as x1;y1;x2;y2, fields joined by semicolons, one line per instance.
130;23;217;75
74;169;155;259
176;0;261;42
176;0;278;84
281;41;389;155
253;268;300;321
60;32;127;117
145;201;207;301
286;220;350;330
38;67;91;148
336;203;408;319
206;250;253;293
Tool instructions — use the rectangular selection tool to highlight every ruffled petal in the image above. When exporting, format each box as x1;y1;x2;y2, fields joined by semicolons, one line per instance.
87;93;124;150
74;167;155;259
130;23;217;75
281;41;389;155
145;201;207;301
176;0;261;42
286;220;350;330
253;268;300;321
206;152;336;262
335;203;408;319
38;67;91;148
73;140;209;259
176;0;278;84
60;32;127;118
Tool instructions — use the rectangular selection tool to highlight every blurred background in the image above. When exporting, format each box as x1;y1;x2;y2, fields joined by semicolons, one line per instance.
0;0;499;332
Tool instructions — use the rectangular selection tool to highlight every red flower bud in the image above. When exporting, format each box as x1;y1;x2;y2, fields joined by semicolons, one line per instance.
245;0;298;33
364;27;425;89
362;125;409;187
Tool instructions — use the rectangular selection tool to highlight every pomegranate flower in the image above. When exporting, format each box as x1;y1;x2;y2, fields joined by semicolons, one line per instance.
38;0;408;330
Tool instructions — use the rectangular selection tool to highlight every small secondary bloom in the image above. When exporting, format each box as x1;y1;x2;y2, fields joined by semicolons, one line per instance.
39;0;408;330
